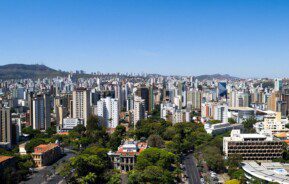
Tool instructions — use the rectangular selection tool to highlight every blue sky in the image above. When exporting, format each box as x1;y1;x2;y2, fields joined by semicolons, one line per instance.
0;0;289;78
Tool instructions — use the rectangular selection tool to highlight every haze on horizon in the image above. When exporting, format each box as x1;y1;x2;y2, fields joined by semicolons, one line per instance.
0;0;289;78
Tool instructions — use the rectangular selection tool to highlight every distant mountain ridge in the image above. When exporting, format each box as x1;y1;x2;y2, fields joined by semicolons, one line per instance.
0;64;239;80
0;64;66;80
196;74;239;81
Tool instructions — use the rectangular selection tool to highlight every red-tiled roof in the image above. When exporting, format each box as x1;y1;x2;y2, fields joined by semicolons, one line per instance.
0;155;13;163
116;142;148;156
33;143;59;154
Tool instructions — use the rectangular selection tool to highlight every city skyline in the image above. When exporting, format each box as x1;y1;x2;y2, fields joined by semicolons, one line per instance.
1;0;289;78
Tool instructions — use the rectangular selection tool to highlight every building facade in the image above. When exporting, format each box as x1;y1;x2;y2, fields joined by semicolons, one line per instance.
223;130;283;160
97;97;119;128
108;140;147;172
32;143;62;167
72;88;90;126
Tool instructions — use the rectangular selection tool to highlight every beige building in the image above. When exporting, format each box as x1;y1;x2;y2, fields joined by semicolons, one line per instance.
255;112;289;133
72;88;90;126
133;96;145;126
223;130;283;160
187;90;202;110
32;143;62;167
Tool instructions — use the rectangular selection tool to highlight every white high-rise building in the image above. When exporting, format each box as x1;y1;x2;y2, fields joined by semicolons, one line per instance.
214;104;228;123
97;97;119;128
133;96;145;126
274;78;282;91
73;88;91;126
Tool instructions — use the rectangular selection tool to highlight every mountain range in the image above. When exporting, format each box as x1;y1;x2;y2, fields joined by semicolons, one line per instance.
0;64;239;80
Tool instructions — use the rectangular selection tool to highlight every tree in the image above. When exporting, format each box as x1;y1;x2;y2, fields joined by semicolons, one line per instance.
108;125;127;151
22;126;41;137
46;126;56;136
227;154;242;168
203;146;225;172
147;134;164;148
72;124;86;135
228;118;237;124
243;118;257;133
78;172;97;184
136;148;176;171
108;172;121;184
86;115;100;132
25;138;46;153
70;154;108;181
162;127;176;140
140;166;175;184
128;166;175;184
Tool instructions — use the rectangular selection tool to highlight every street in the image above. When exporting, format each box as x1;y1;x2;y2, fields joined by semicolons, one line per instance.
22;149;75;184
183;153;201;184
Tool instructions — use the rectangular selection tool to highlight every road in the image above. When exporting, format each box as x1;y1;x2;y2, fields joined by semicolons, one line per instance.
183;153;201;184
22;148;75;184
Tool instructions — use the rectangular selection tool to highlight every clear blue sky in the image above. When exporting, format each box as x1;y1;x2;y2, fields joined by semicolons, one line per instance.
0;0;289;78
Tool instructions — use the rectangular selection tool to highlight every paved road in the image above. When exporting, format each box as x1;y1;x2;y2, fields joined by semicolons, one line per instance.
22;149;75;184
183;153;201;184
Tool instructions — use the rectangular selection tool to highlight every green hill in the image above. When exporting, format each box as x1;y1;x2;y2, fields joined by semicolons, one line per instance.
0;64;67;80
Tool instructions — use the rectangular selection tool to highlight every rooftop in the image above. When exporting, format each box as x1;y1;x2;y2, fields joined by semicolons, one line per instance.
229;107;255;111
113;140;148;156
33;143;59;154
0;155;14;163
242;161;289;184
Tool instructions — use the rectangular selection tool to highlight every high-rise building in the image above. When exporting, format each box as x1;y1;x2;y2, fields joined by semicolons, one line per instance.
72;88;91;126
218;82;227;100
274;78;283;91
267;91;282;112
136;87;149;112
133;96;145;126
230;91;250;108
97;97;119;128
0;107;12;147
214;104;228;123
187;90;202;110
32;94;51;130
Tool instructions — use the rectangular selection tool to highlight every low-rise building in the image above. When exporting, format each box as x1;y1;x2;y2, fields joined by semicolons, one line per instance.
32;143;62;167
242;161;289;184
108;140;147;172
0;155;16;172
19;142;27;155
223;129;283;160
255;112;289;133
228;107;255;123
60;118;83;131
205;122;244;136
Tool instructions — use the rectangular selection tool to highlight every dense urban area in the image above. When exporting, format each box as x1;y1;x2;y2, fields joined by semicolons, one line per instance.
0;66;289;184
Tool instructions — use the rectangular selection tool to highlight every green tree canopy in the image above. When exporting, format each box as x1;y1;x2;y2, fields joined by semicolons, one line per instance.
147;134;164;148
136;148;176;171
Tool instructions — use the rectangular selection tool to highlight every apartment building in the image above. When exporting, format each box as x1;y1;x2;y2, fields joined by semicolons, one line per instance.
255;112;289;133
132;96;145;126
72;88;90;126
0;107;12;148
97;97;119;128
